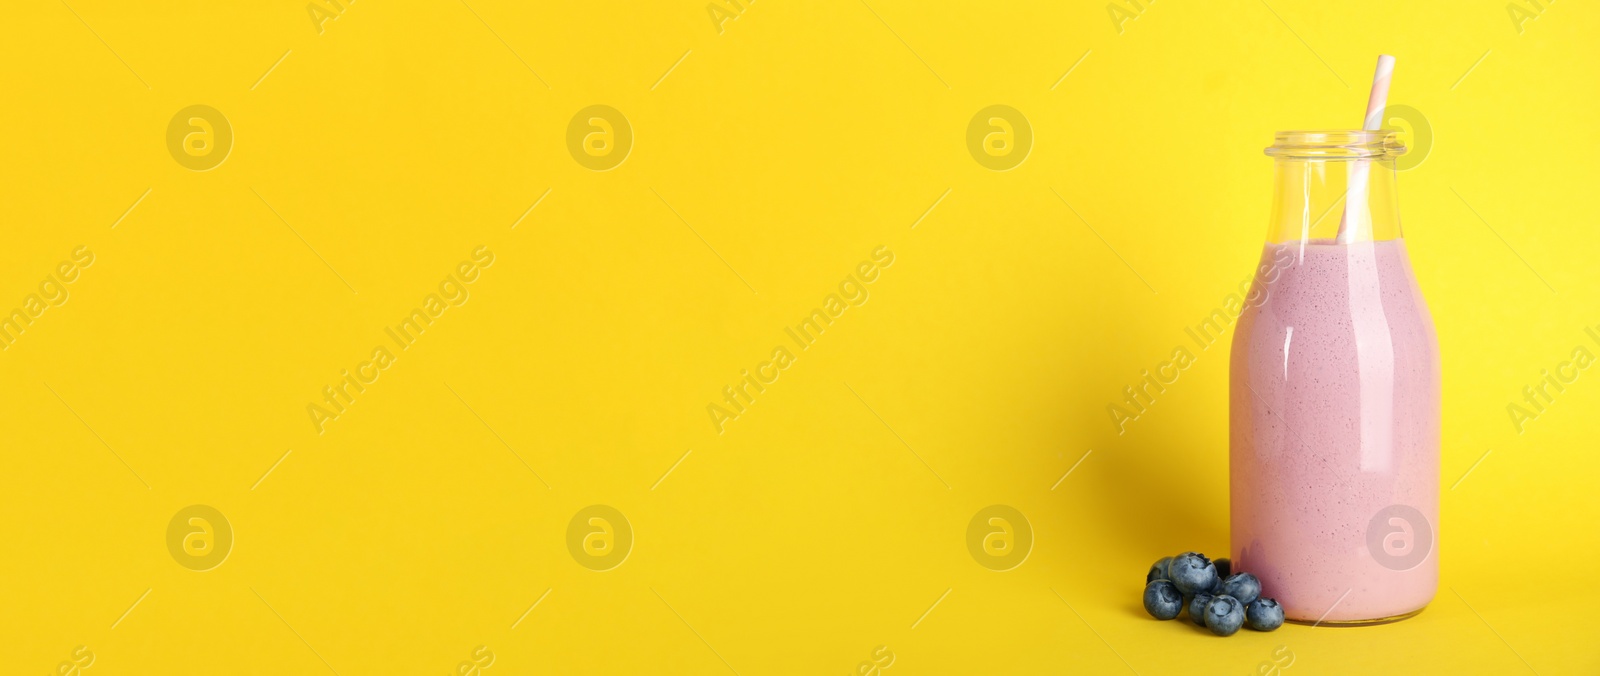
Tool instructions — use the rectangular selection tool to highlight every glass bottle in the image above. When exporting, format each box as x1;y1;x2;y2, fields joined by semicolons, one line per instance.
1230;130;1439;624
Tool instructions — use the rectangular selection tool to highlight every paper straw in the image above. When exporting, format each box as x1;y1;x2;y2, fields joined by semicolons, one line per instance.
1362;55;1395;129
1336;55;1396;243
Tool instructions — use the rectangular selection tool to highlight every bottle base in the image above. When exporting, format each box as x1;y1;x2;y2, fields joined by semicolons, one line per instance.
1285;604;1427;627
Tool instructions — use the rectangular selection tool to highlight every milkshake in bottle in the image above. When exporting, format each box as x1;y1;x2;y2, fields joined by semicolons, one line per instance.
1229;128;1439;624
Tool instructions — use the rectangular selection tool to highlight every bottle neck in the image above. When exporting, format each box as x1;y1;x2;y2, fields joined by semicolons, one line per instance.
1267;157;1401;244
1264;130;1404;245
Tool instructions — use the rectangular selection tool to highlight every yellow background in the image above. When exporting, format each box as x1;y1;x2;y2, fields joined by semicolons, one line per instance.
3;0;1596;673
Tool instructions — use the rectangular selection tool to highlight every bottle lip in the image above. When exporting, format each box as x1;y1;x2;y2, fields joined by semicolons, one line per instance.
1265;130;1406;159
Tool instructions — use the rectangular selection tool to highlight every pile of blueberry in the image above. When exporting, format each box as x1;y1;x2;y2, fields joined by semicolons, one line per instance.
1143;552;1284;636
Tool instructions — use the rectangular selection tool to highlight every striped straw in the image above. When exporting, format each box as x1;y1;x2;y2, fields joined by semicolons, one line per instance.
1336;55;1397;243
1363;55;1396;130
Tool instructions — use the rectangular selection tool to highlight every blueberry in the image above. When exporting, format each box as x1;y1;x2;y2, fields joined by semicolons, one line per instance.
1168;552;1218;596
1214;557;1231;580
1218;572;1262;605
1188;592;1213;624
1203;595;1245;636
1142;580;1183;620
1146;556;1173;584
1246;597;1284;631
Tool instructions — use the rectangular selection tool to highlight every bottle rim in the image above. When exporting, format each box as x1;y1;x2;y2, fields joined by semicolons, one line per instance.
1264;130;1406;159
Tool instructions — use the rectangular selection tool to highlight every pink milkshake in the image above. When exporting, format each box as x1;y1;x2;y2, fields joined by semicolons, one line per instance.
1230;125;1439;624
1231;239;1439;623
